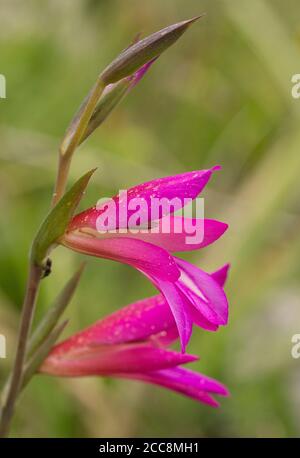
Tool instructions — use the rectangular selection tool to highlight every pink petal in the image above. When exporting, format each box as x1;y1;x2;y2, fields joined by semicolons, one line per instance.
187;304;219;332
100;59;157;105
41;343;197;377
210;264;230;288
104;217;228;252
142;273;193;353
138;267;225;350
50;295;177;354
176;258;229;326
153;325;179;346
128;58;158;88
119;367;229;407
62;233;180;282
69;166;220;232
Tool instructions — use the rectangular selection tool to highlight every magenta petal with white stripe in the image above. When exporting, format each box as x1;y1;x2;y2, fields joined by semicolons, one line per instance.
176;258;229;326
62;233;180;282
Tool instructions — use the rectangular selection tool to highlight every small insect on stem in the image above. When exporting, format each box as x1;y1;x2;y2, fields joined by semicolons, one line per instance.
42;258;52;279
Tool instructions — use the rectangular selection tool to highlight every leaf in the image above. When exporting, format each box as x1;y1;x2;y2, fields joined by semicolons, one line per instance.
27;263;85;357
31;169;96;266
22;320;68;389
100;16;204;84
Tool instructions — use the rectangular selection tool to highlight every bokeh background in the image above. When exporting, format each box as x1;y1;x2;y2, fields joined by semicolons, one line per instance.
1;0;300;437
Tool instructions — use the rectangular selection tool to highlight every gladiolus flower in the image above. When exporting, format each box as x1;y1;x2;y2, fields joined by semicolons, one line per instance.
60;167;229;352
41;265;229;407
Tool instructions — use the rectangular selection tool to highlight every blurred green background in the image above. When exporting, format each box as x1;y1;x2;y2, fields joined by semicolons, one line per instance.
1;0;300;437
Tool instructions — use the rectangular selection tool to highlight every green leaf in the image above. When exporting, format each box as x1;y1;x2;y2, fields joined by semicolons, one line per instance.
100;16;204;84
22;320;68;389
31;169;96;266
27;263;85;357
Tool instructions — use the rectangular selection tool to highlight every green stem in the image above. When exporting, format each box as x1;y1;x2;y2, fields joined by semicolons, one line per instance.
0;263;42;437
52;80;105;207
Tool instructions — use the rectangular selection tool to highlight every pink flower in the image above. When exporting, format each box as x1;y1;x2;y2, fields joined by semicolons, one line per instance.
61;167;229;352
40;265;229;407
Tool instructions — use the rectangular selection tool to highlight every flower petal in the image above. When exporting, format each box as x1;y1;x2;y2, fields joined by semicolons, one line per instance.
128;58;158;88
62;233;180;281
176;258;229;326
120;367;229;407
49;295;176;353
103;217;228;252
187;304;219;332
142;274;193;353
210;264;230;288
40;343;197;377
69;166;220;232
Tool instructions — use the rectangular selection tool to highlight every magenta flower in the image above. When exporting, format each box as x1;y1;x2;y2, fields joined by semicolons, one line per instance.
40;264;229;407
60;167;229;352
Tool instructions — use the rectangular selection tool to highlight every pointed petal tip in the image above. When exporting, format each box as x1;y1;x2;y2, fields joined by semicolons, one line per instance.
180;341;187;354
211;263;231;288
181;353;199;363
220;386;230;397
209;220;229;243
207;378;230;397
179;335;190;354
214;220;229;237
178;325;193;354
198;164;221;181
222;263;231;274
209;398;220;408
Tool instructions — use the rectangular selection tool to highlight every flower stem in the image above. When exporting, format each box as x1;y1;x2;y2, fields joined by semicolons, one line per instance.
51;79;105;207
0;263;43;437
51;153;72;207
